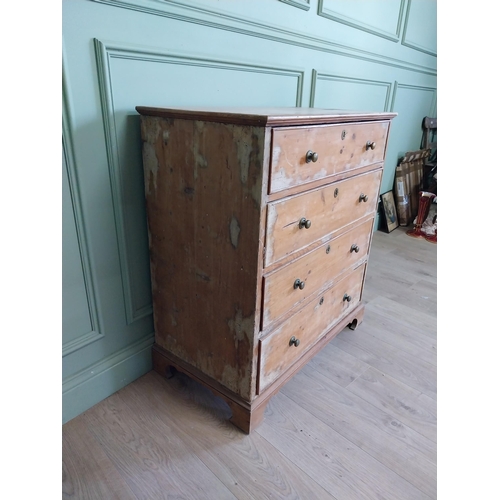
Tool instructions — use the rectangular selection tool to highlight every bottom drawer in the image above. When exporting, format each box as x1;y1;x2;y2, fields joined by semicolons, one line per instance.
258;264;366;393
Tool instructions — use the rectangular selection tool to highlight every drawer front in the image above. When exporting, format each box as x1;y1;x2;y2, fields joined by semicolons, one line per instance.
262;219;373;329
258;265;365;393
265;169;381;267
270;121;389;194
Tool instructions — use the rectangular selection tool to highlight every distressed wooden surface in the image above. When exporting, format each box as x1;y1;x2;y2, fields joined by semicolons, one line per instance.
141;115;268;400
138;107;392;433
270;120;389;194
265;169;381;266
262;219;372;329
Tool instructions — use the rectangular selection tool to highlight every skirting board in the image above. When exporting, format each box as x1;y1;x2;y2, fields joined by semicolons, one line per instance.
62;335;154;424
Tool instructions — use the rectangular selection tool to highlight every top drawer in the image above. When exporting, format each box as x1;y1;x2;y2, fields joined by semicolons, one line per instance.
269;120;389;194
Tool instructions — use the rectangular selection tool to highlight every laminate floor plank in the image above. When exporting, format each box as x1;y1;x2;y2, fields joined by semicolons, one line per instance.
126;372;334;500
308;341;371;388
362;257;422;304
346;366;437;443
258;391;432;500
386;279;437;317
333;330;437;400
281;365;437;497
370;228;436;265
62;418;138;500
296;363;437;463
82;391;236;500
360;308;437;366
369;226;432;256
364;295;436;338
388;246;437;280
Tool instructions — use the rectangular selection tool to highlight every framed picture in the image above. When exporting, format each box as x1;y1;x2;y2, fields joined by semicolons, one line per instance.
380;190;399;233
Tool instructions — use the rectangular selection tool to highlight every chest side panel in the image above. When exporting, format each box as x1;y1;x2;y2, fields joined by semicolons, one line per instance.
141;116;267;400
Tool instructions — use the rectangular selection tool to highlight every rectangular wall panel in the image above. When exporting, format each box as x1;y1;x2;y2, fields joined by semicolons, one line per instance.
402;0;437;55
311;71;392;112
62;146;94;345
95;39;304;325
318;0;405;41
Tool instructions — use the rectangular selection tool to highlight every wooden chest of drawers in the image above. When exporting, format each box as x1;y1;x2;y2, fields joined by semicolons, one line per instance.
137;106;396;433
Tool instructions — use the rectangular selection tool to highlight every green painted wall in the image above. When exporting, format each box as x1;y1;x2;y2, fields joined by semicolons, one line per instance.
62;0;437;423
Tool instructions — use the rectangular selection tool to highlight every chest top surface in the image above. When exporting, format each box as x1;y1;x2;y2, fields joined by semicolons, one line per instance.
135;106;397;126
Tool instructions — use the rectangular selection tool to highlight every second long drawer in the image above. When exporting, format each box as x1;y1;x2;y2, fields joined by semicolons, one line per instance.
265;169;381;267
262;218;373;330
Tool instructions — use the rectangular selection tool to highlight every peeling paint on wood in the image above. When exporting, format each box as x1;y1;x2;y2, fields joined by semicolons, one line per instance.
229;216;241;249
228;308;254;346
142;142;158;196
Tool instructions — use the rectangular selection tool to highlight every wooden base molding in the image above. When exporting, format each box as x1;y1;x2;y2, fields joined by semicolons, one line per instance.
152;303;364;433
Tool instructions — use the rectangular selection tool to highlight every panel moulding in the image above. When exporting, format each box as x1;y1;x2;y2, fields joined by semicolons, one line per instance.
390;81;437;112
62;334;154;394
317;0;406;42
279;0;310;11
310;70;393;111
401;0;437;56
62;59;104;357
93;38;304;325
90;0;436;76
62;334;154;424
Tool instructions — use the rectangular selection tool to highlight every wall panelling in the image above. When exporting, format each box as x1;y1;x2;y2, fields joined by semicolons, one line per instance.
62;0;436;422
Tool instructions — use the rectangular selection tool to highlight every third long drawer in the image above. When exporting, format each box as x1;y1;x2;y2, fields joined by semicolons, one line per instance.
261;218;373;330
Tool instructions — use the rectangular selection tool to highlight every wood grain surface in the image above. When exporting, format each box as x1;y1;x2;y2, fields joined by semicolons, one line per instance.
262;219;372;329
136;106;397;127
140;115;269;400
265;169;381;266
270;120;389;193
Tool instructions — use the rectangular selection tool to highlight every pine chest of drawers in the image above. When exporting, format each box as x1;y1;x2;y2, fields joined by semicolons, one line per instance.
137;106;396;433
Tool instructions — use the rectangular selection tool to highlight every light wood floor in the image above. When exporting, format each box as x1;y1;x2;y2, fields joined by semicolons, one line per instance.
63;226;437;500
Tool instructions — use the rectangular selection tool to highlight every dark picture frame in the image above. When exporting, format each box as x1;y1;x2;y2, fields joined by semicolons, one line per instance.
380;190;399;233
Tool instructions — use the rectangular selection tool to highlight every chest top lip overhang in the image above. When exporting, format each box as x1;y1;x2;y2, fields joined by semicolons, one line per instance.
135;106;398;127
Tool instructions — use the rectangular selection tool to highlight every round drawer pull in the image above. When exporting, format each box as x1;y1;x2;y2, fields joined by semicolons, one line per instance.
305;150;319;163
350;244;360;253
293;279;305;290
359;193;368;203
343;293;352;302
299;217;312;229
289;336;300;347
366;141;376;150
